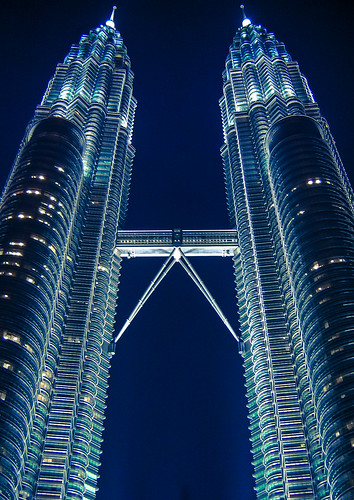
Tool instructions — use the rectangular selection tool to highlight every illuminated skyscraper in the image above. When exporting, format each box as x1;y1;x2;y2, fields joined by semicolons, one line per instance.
220;6;354;499
1;5;354;500
0;8;136;498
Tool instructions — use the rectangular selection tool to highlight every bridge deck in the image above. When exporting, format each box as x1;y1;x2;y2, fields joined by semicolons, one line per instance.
115;229;238;257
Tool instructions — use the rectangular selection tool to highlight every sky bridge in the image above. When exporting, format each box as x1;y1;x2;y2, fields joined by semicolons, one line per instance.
113;229;240;346
115;228;238;258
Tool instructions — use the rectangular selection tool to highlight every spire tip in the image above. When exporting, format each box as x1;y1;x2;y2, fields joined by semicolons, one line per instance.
106;5;117;28
240;4;251;27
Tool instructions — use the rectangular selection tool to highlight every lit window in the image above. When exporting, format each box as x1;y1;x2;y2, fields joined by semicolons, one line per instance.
31;234;47;245
24;343;34;354
40;380;51;391
3;260;20;267
331;347;344;355
314;274;326;282
38;219;50;226
38;393;49;403
323;383;331;392
9;242;25;247
17;214;33;220
316;283;331;293
43;369;54;380
2;331;22;345
38;208;52;217
329;258;346;264
0;360;13;371
68;336;81;344
26;189;41;195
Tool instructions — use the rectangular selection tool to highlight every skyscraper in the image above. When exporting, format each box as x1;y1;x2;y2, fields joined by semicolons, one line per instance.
1;4;354;500
0;8;136;498
220;6;354;499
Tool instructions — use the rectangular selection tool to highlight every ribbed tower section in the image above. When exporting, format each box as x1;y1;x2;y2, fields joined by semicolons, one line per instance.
220;10;354;500
0;11;136;500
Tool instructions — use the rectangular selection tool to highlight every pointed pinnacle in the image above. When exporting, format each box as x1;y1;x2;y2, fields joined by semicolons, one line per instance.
240;4;251;27
106;5;117;28
110;5;117;22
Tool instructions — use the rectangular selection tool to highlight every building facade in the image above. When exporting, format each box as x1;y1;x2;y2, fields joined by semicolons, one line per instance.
0;6;354;500
0;9;136;499
220;8;354;499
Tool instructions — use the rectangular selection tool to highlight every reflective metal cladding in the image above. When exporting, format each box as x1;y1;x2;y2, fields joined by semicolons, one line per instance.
221;10;354;500
0;12;136;499
0;6;354;500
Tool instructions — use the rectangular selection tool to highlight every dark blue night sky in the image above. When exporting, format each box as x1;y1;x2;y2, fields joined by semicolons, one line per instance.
1;1;353;498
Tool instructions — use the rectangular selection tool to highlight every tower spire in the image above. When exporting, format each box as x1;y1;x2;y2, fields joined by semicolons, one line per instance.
106;5;117;28
240;4;251;27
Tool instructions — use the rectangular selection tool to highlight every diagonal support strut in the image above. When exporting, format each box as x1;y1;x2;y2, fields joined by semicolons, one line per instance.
114;250;177;343
114;246;239;345
177;250;239;342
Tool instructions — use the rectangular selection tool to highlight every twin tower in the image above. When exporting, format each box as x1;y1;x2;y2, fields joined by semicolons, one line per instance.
0;7;354;499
